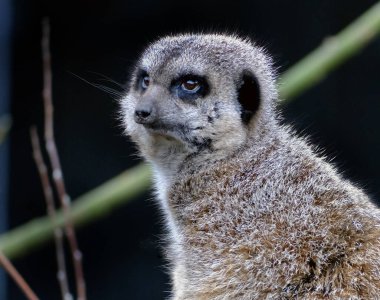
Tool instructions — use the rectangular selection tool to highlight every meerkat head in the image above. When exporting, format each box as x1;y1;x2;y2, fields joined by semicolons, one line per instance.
121;34;278;165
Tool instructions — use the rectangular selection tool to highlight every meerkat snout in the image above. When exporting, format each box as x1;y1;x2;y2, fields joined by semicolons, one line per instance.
134;87;160;125
134;104;154;124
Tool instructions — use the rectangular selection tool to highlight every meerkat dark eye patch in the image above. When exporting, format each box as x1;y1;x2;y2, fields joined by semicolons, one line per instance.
171;74;209;102
134;69;149;92
237;71;261;124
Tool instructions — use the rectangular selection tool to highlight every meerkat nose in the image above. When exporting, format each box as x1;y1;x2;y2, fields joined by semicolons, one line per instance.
134;103;156;125
135;108;151;119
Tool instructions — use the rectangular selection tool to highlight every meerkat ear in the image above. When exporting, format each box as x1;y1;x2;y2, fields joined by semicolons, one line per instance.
237;70;261;124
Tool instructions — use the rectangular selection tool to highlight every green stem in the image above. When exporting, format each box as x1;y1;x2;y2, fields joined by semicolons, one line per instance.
1;2;380;259
0;164;151;259
279;1;380;101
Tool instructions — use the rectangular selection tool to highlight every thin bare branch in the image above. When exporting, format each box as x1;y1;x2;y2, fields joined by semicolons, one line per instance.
0;250;39;300
41;18;86;300
30;126;72;300
0;115;12;144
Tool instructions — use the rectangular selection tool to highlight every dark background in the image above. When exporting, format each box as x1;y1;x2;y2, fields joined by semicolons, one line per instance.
5;0;380;299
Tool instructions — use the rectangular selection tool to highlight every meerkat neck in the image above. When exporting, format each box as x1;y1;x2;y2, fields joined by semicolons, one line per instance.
150;147;225;188
152;119;277;185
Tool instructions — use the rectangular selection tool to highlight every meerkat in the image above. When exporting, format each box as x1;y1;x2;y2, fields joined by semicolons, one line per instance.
120;33;380;299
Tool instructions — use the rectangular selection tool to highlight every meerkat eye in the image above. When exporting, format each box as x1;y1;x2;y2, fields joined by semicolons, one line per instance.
172;75;209;101
142;76;150;89
181;79;200;93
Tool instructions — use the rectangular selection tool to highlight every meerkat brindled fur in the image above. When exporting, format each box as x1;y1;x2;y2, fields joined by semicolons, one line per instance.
120;34;380;299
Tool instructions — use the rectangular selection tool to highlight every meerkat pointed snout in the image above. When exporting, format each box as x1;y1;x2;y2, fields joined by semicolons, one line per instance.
133;86;160;125
121;34;380;299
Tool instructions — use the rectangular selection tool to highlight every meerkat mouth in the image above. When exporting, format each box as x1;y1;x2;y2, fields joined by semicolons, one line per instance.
142;122;205;146
145;126;173;139
144;121;202;135
142;122;183;143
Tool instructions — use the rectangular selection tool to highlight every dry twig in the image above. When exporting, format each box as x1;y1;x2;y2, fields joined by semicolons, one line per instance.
41;18;86;300
0;250;39;300
30;126;72;300
0;115;11;144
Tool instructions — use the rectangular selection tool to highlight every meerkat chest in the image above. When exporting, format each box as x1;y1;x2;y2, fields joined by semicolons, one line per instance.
168;163;260;245
166;164;286;296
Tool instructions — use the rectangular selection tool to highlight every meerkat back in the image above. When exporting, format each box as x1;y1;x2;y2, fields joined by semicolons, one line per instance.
121;34;380;299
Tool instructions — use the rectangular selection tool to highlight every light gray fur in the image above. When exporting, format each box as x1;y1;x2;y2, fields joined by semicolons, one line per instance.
121;34;380;299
